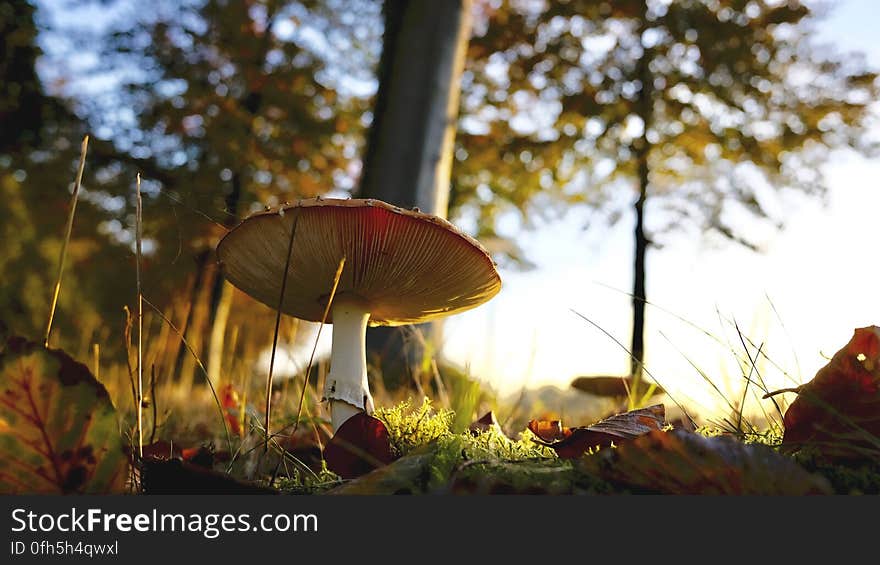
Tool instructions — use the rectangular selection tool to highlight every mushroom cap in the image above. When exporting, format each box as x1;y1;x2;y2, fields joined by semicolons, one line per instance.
216;198;502;326
570;376;665;398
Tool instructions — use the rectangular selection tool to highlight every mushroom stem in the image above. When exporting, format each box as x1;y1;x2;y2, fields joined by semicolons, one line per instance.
325;298;375;432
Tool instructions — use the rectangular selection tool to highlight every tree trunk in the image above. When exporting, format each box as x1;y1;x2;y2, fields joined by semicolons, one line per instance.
206;280;234;383
631;164;648;383
205;171;244;383
174;250;213;390
359;0;471;214
358;0;472;386
630;16;654;389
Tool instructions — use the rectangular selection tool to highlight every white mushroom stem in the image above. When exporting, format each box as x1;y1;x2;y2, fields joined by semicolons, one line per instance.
324;298;375;432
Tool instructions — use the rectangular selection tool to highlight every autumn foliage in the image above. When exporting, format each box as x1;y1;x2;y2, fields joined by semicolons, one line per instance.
781;326;880;461
323;413;397;479
528;405;666;459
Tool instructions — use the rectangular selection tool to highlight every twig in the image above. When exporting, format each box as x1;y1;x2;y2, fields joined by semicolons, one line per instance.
122;306;138;415
45;135;89;348
762;387;801;399
150;363;158;444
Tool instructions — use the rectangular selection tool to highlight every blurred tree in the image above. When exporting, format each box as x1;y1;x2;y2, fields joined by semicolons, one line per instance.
0;0;130;357
455;0;878;387
71;0;378;382
0;0;45;152
357;0;473;386
359;0;472;215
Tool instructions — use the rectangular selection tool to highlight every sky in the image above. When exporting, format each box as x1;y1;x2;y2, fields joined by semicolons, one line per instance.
438;0;880;420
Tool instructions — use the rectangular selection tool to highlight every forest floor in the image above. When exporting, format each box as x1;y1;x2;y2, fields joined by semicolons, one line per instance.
2;328;880;496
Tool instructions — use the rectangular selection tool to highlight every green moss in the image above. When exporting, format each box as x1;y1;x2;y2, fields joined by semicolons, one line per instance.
793;451;880;494
329;400;564;493
694;425;784;448
275;462;344;494
374;397;454;457
741;428;784;447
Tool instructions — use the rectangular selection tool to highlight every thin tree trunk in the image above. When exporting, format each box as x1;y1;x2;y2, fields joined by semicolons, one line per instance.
359;0;472;386
207;281;234;383
630;16;654;388
178;257;216;392
173;253;207;380
206;171;244;383
631;163;648;383
163;271;195;378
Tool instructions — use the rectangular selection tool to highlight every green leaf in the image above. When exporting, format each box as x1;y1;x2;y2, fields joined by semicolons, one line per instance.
0;337;128;493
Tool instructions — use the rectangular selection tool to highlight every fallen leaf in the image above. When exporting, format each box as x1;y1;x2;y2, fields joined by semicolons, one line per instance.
527;419;570;443
327;445;437;495
0;337;128;493
580;429;832;495
323;413;396;479
468;411;504;435
138;441;223;468
141;457;276;494
531;405;666;459
782;326;880;461
140;440;180;460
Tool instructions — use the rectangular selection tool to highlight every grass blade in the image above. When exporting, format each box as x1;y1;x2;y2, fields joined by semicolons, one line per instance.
291;256;346;438
265;212;300;452
135;174;144;458
570;308;696;428
44;135;89;348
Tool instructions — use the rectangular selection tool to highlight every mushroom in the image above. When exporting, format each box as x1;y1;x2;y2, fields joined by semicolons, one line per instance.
570;376;665;398
216;198;501;432
570;376;665;410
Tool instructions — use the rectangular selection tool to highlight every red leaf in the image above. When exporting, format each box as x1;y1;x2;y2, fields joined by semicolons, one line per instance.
140;440;180;460
782;326;880;460
532;405;666;459
323;413;396;479
140;441;216;468
469;411;504;435
219;384;243;437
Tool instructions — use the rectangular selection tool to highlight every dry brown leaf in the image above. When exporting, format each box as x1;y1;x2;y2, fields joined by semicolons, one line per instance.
781;326;880;461
530;404;666;459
